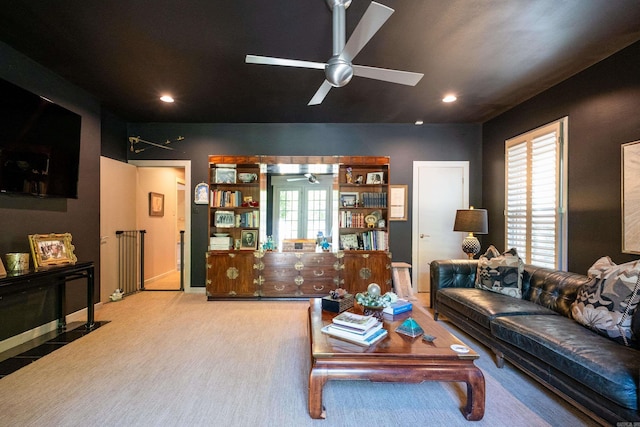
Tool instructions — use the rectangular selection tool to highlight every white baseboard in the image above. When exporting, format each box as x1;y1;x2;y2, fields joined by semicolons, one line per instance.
0;303;102;354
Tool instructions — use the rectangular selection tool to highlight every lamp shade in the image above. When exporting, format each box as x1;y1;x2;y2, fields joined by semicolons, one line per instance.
453;209;488;234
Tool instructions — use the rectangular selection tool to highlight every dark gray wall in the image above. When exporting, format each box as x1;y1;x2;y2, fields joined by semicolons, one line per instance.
101;109;128;162
0;42;101;338
482;40;640;274
127;123;482;287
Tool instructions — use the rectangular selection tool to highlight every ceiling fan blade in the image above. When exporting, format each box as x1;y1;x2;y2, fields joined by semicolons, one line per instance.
308;80;333;105
353;65;424;86
245;55;325;70
339;1;394;63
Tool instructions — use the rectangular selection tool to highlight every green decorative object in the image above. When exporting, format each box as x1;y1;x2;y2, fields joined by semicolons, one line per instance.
395;317;424;338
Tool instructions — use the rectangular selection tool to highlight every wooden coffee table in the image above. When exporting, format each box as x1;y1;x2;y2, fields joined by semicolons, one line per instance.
308;298;485;420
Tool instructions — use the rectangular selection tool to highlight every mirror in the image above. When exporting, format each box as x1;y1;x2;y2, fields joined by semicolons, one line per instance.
263;162;339;251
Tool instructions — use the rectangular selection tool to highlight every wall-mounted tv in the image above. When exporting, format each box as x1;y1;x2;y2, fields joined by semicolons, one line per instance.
0;78;82;199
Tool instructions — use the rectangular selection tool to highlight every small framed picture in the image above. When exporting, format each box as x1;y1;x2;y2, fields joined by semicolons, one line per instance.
149;192;164;216
215;168;237;184
340;233;359;250
240;230;258;250
194;182;209;205
214;210;235;227
340;192;359;207
28;233;77;268
366;172;384;184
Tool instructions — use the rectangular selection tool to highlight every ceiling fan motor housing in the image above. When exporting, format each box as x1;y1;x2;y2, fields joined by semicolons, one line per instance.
326;57;353;87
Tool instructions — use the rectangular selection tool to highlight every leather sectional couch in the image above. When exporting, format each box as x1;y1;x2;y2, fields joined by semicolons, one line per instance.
430;259;639;425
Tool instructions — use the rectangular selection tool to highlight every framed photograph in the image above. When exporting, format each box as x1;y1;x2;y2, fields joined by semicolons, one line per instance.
194;182;209;205
340;192;359;207
149;192;164;216
28;233;77;268
389;184;408;221
622;140;640;253
214;210;235;228
215;168;237;184
366;172;384;184
240;230;258;250
340;233;359;250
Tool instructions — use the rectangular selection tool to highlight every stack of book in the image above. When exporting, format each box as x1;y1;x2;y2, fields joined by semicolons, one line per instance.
382;299;412;316
321;311;388;346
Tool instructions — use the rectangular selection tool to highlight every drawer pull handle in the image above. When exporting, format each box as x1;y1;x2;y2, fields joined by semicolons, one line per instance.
313;270;324;277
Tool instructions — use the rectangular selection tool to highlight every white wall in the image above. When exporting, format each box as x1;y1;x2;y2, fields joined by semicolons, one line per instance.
100;157;137;302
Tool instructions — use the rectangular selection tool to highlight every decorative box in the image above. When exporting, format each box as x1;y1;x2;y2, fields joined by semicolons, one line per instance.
321;294;354;313
282;238;316;252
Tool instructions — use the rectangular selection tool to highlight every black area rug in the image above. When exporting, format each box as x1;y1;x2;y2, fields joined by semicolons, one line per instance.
0;322;106;378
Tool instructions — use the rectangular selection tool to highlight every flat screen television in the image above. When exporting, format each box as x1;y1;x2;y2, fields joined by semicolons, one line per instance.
0;78;82;199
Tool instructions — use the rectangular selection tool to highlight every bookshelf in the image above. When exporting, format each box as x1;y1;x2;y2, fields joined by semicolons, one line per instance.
208;156;262;251
338;157;390;251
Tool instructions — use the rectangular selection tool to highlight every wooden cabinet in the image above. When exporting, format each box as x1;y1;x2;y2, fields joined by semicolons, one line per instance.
254;252;343;298
338;157;390;251
205;155;393;300
342;251;392;295
206;251;257;299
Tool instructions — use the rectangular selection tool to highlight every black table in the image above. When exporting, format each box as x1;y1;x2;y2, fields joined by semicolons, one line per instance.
0;261;95;331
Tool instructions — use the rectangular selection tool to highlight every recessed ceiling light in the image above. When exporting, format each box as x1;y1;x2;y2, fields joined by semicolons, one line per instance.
415;120;424;125
160;95;174;103
442;94;457;103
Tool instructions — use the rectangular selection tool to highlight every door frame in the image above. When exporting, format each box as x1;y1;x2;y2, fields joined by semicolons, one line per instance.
411;161;469;294
128;160;194;293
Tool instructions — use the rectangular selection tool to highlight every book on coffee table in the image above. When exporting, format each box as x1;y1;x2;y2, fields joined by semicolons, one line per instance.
321;324;388;347
332;311;377;331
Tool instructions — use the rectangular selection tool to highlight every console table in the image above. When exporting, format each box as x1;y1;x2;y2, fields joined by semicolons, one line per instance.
0;261;95;332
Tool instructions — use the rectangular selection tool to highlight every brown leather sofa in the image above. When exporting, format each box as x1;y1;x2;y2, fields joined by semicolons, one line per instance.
430;259;640;425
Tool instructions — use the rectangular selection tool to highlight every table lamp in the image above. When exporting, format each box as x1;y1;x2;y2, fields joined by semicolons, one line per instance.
453;207;488;259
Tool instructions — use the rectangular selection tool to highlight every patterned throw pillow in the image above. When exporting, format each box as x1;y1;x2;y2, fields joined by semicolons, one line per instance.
475;245;524;298
571;257;640;348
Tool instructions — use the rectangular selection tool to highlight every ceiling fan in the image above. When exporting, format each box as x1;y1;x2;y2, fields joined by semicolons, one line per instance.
287;173;320;184
246;0;423;105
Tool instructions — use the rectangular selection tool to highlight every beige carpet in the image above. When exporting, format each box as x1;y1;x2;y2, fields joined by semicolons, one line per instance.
0;292;597;426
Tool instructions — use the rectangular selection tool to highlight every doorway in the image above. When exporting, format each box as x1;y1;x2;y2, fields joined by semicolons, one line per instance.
411;161;469;303
128;160;192;293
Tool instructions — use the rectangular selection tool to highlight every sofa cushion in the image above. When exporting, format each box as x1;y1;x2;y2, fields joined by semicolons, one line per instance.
571;257;640;348
476;246;524;298
491;315;640;410
437;288;557;329
525;267;589;317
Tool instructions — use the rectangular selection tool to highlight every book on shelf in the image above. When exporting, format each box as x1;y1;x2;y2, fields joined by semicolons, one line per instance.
382;299;413;315
321;324;388;347
332;311;378;331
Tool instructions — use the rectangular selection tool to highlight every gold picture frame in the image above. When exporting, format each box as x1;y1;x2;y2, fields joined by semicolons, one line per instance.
28;233;77;268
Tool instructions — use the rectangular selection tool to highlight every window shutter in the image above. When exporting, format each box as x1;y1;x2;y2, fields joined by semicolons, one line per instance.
505;118;566;269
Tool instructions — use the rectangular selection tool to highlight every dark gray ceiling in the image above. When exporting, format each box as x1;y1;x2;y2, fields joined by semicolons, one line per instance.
1;1;639;124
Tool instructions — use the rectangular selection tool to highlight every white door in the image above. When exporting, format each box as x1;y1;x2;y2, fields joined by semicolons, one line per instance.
412;161;469;299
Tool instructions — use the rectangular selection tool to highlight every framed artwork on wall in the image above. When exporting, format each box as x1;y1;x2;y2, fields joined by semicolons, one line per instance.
194;182;209;205
149;192;164;217
622;140;640;254
389;185;408;221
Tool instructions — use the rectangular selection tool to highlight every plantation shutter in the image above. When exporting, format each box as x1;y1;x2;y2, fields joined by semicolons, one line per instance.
505;119;566;269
